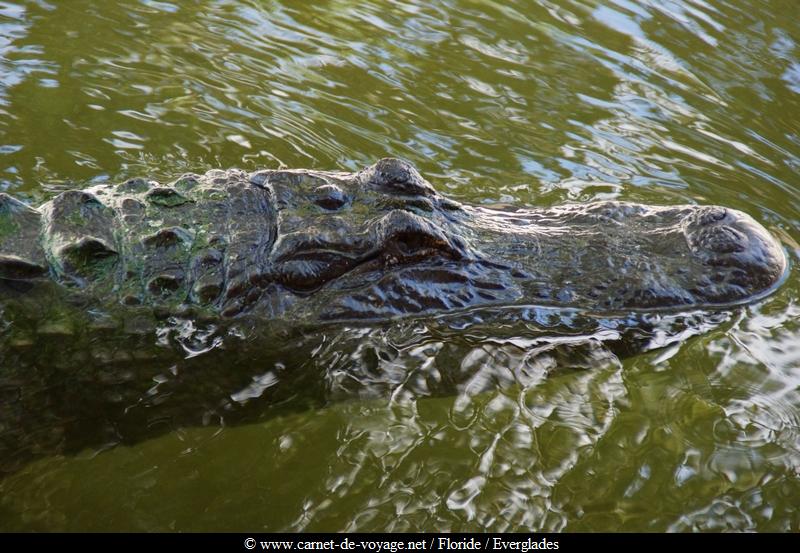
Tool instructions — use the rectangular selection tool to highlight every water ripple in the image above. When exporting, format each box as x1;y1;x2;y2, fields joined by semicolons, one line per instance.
0;0;799;532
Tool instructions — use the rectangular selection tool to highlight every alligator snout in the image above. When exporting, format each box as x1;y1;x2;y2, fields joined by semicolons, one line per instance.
684;206;747;254
684;206;785;272
680;206;786;304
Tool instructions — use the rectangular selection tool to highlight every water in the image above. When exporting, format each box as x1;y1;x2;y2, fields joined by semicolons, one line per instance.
1;0;799;531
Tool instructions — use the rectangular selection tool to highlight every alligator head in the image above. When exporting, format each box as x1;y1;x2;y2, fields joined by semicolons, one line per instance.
253;158;787;321
0;159;787;325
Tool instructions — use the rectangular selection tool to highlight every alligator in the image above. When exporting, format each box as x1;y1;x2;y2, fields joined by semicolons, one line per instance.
0;158;788;475
0;158;787;327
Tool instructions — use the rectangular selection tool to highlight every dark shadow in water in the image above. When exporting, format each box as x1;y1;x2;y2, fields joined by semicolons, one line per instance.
0;283;733;477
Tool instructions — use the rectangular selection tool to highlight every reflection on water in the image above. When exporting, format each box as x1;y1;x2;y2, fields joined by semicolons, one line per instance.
0;0;799;532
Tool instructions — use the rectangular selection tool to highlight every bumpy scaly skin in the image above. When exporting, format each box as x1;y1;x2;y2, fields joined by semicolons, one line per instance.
0;159;787;322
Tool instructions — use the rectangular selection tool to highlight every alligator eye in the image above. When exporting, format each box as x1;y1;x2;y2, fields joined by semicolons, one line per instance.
313;184;347;210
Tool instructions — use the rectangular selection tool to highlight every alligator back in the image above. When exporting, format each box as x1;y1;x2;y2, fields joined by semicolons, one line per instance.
1;170;282;319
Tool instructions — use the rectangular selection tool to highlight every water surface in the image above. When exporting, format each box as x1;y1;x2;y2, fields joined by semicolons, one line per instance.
0;0;799;531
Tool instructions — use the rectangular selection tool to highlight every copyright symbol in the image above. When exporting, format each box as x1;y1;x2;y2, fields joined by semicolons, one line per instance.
245;538;256;550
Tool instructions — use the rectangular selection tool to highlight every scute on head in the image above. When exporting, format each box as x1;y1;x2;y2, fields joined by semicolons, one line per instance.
0;194;48;281
0;255;48;280
360;158;437;197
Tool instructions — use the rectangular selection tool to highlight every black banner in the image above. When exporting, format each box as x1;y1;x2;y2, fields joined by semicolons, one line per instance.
0;532;792;551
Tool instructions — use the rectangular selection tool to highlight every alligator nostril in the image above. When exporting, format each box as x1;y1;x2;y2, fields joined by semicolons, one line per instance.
697;226;747;254
313;184;347;210
699;207;727;226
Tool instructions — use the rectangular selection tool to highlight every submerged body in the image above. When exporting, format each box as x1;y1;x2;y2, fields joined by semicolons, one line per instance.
0;158;787;324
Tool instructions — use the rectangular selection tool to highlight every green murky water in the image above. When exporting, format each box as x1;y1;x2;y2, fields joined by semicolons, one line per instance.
1;0;799;531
